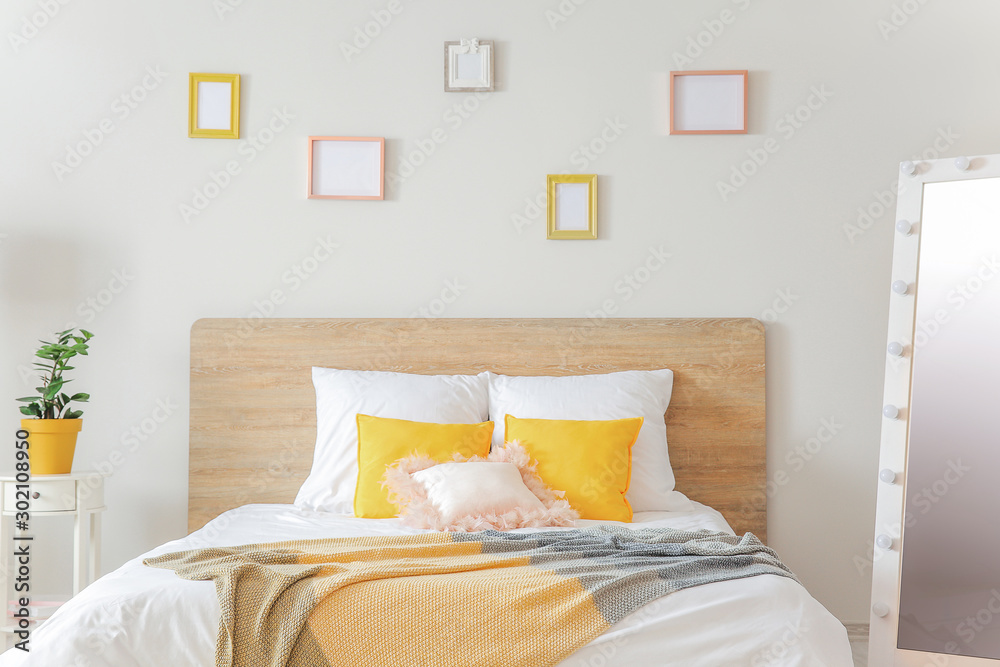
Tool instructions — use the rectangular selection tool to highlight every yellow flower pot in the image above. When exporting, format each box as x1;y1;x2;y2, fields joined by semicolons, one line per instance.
20;419;82;475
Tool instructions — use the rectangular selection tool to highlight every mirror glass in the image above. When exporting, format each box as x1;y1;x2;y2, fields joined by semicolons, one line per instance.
897;177;1000;657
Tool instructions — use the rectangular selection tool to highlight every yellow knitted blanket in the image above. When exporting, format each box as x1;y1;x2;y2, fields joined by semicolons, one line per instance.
144;527;793;667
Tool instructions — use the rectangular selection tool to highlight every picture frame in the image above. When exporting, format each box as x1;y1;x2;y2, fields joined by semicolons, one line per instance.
307;136;385;200
547;174;597;240
444;39;494;92
669;70;748;135
188;73;240;139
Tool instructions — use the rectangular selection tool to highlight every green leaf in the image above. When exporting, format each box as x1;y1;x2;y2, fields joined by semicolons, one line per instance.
19;407;36;417
15;397;38;402
80;329;94;339
64;410;83;419
43;379;65;400
70;393;90;401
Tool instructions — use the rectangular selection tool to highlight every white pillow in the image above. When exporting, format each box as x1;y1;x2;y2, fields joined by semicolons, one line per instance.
410;461;546;525
294;368;489;514
487;370;691;512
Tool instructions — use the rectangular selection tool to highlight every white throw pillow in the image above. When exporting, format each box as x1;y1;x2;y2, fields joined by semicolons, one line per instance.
294;368;489;514
411;461;546;526
487;370;691;512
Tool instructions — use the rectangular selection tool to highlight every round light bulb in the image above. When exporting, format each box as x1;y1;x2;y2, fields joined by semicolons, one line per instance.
895;220;912;236
900;161;916;175
883;404;899;419
892;280;909;295
955;156;970;171
872;602;890;618
879;469;896;484
887;342;904;357
876;534;893;550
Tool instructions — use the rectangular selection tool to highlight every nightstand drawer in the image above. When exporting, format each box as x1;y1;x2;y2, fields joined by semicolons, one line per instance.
4;481;76;512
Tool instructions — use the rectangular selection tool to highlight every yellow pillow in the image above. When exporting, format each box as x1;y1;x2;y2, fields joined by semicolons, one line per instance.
355;414;494;518
504;415;642;522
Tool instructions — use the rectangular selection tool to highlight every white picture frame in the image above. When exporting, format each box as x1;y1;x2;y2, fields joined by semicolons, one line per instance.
307;136;385;200
670;70;748;135
444;39;494;92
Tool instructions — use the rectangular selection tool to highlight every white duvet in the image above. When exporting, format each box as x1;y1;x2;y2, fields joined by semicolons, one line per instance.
1;501;852;666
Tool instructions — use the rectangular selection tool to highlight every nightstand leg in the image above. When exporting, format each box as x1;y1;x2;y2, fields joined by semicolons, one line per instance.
73;512;90;596
88;513;100;585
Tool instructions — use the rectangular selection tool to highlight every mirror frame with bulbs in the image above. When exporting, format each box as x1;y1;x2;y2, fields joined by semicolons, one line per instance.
869;153;1000;665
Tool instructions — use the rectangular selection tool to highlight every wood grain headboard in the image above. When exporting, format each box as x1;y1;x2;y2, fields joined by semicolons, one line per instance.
189;318;766;540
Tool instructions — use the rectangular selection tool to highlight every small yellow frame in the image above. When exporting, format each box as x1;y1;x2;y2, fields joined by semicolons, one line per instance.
188;73;240;139
547;174;597;240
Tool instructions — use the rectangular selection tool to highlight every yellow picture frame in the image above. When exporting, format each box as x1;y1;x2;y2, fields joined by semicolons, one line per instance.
188;73;240;139
547;174;597;240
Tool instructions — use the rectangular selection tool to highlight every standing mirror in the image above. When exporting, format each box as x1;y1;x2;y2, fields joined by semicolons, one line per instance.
870;154;1000;665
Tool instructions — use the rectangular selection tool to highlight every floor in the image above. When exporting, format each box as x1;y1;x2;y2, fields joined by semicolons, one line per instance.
846;624;868;667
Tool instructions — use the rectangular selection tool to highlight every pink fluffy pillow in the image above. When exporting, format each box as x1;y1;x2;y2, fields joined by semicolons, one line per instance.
382;442;578;532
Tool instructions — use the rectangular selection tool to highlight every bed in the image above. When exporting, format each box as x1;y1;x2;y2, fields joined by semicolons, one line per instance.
1;318;853;666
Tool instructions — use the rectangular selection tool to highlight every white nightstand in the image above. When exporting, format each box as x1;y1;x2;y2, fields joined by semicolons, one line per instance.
0;471;108;634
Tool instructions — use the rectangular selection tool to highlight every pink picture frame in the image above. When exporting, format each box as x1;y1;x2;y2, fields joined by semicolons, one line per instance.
307;136;385;200
669;70;748;135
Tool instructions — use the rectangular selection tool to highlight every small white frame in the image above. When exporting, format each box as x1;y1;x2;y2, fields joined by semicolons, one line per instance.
444;39;494;92
307;136;385;200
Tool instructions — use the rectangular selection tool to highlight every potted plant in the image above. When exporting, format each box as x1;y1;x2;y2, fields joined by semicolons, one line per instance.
16;328;94;475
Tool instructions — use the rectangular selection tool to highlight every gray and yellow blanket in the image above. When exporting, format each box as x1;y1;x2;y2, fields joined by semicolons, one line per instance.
144;526;796;667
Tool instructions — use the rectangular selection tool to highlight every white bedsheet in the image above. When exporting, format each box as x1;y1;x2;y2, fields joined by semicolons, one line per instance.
0;501;852;666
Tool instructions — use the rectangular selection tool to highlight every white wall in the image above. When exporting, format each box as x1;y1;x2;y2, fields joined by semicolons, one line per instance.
1;0;997;624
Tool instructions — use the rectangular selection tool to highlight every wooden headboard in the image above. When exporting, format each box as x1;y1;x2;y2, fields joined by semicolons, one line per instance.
189;318;766;540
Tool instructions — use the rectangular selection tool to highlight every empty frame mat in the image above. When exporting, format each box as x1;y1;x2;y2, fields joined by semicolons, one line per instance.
308;137;385;200
671;71;747;134
555;184;590;230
